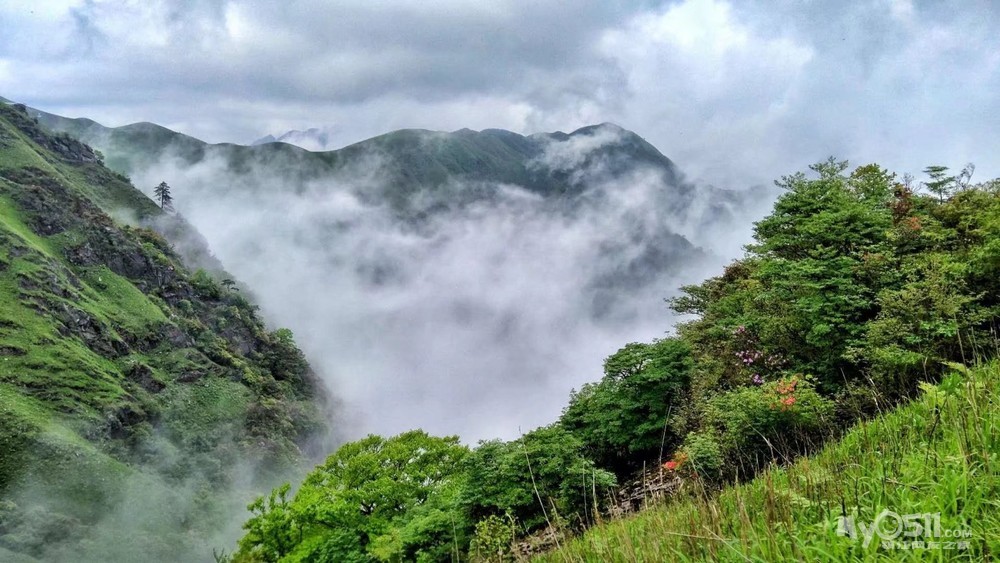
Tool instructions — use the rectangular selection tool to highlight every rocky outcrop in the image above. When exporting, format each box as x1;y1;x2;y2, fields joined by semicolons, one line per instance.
6;103;99;164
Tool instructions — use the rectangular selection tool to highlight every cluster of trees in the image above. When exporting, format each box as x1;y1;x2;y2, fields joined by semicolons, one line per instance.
230;160;1000;561
232;429;613;562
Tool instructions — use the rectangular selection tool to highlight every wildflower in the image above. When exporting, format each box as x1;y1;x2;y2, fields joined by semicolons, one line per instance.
776;377;799;395
751;374;764;385
782;396;796;407
664;461;679;470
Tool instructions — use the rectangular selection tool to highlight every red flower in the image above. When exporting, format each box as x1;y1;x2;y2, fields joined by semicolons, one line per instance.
664;461;679;470
782;396;796;406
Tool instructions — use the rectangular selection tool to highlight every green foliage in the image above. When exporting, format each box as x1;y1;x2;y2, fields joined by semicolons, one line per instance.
236;431;469;562
703;375;834;476
923;165;955;202
741;159;893;382
190;268;223;299
240;484;299;562
560;338;691;472
538;361;1000;562
679;432;722;480
468;514;516;562
153;181;173;211
263;328;311;390
462;425;616;533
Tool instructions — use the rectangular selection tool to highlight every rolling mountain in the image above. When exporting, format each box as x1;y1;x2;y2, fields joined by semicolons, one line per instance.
0;102;329;562
29;104;771;247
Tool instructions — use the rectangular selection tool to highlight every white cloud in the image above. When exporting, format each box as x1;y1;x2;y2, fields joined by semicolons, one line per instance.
3;0;997;187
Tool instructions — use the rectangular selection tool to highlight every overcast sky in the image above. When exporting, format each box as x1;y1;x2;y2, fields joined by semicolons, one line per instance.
1;0;998;187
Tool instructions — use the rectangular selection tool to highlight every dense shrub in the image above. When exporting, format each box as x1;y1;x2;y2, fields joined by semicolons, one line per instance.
702;375;834;476
461;425;616;532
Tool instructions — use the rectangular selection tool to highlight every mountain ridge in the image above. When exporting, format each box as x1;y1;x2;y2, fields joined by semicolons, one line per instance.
25;103;687;201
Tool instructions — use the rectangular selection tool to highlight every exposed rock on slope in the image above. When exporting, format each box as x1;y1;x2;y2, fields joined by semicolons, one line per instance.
0;103;329;562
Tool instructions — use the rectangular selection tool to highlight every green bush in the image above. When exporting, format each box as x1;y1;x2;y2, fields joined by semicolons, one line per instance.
189;269;222;300
679;431;722;481
704;375;834;474
468;514;516;562
461;425;616;533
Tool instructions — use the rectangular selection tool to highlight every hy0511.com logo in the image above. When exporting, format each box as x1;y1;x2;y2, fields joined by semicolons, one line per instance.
836;510;972;550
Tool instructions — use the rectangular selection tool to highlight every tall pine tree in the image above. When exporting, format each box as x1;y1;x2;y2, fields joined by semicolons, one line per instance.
153;181;174;211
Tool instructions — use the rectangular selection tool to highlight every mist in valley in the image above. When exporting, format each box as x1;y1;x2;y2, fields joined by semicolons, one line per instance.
131;126;775;443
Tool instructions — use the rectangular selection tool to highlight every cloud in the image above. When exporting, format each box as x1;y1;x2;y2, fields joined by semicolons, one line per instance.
121;129;774;443
531;124;631;172
591;0;815;186
3;0;998;188
2;0;995;442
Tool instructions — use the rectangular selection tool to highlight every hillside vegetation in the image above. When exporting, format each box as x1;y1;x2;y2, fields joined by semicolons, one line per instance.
229;159;1000;561
0;103;328;562
539;359;999;561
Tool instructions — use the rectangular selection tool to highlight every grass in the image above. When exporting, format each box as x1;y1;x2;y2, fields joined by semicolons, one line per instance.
0;202;130;414
0;102;328;561
535;362;1000;562
77;265;168;336
160;375;252;445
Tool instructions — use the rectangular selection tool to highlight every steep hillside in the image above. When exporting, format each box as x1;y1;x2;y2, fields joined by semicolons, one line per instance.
538;361;1000;561
0;103;329;562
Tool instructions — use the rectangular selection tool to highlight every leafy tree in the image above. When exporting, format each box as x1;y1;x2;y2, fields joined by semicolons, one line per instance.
263;328;311;389
923;165;955;202
154;181;174;211
677;160;894;390
560;338;692;473
238;484;299;562
235;431;469;562
461;425;615;532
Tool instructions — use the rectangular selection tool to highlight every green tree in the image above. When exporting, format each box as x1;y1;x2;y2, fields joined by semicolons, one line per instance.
238;484;299;562
560;338;692;473
923;165;955;202
154;181;174;211
462;425;615;532
700;160;893;386
235;431;469;562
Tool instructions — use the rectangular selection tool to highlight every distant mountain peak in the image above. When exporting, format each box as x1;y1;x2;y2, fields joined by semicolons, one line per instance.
252;126;338;151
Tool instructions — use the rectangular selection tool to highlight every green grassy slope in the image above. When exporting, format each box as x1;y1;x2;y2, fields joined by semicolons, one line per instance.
536;361;1000;562
0;103;328;561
